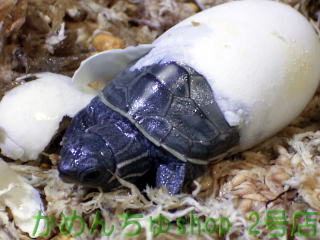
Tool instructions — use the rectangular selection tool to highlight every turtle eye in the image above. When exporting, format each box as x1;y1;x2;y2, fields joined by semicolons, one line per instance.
81;169;102;183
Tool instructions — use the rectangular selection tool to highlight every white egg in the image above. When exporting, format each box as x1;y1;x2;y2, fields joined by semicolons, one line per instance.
132;0;320;151
0;73;95;161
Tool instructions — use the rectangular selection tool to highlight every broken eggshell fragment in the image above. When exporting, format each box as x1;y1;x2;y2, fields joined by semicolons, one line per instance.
0;73;95;161
72;44;153;94
0;158;45;237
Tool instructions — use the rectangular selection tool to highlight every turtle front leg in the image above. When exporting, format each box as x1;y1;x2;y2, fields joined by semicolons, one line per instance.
155;161;206;195
156;161;186;195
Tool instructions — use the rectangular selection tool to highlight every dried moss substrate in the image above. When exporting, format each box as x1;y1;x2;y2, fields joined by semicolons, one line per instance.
0;0;320;239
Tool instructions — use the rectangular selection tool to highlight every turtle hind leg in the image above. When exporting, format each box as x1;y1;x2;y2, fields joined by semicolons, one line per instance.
156;161;206;195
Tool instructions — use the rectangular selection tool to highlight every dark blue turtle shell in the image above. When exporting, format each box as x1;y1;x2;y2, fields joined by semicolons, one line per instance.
100;62;239;164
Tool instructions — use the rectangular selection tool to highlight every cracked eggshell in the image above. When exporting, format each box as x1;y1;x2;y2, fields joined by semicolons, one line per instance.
73;44;153;94
0;158;44;237
132;0;320;151
0;73;95;161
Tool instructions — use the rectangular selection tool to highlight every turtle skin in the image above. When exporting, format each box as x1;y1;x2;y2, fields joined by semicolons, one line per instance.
101;62;239;164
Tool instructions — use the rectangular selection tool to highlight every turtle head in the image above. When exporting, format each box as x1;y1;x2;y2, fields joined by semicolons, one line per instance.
58;130;116;189
58;95;154;190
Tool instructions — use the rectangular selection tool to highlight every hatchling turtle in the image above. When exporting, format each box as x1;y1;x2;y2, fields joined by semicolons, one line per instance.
58;0;320;194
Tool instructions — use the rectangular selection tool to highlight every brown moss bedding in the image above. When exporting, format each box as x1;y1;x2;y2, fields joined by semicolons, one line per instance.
0;0;320;239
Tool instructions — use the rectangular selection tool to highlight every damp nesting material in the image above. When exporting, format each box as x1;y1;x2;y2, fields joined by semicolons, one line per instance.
0;0;320;239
